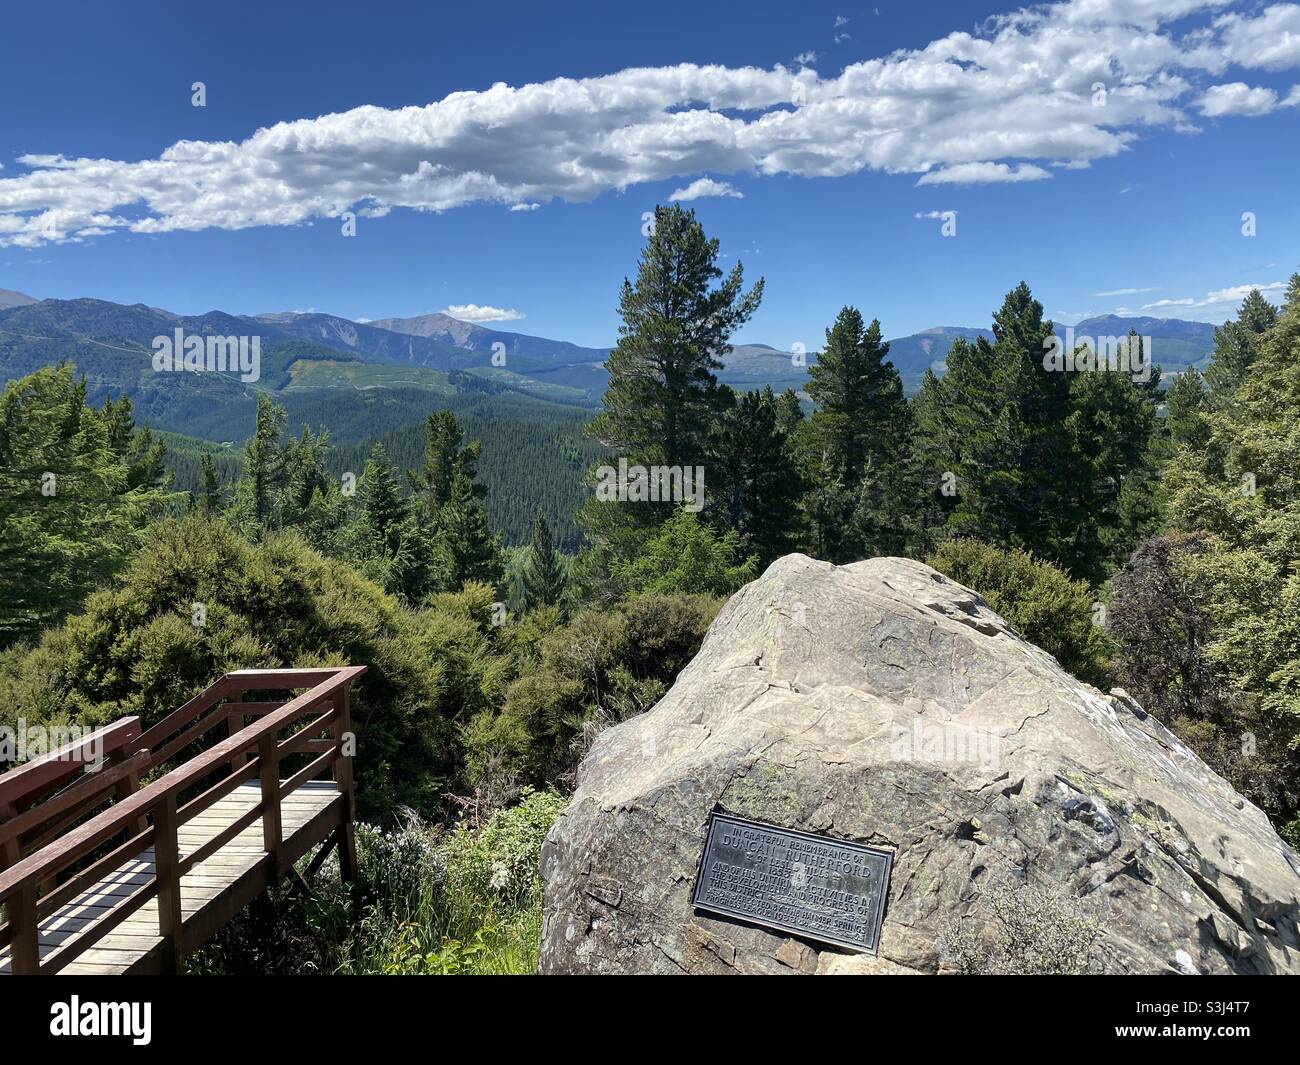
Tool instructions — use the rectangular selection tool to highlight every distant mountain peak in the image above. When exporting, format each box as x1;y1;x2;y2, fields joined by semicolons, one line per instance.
0;288;39;309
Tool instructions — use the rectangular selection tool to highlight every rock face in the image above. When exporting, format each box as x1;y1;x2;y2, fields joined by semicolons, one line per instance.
539;555;1300;974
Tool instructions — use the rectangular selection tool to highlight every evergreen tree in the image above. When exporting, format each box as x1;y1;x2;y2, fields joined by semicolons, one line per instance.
806;310;901;480
922;285;1077;567
587;203;763;469
1164;367;1209;449
232;394;286;531
0;366;171;645
707;386;804;566
349;444;437;602
436;464;505;593
1204;288;1278;405
578;204;761;588
198;453;223;516
408;411;504;594
520;511;568;614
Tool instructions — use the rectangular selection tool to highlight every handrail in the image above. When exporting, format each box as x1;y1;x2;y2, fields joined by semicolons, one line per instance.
0;664;365;974
0;717;142;810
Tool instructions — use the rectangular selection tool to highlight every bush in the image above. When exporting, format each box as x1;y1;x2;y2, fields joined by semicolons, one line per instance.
0;514;508;815
939;878;1099;975
1109;533;1300;828
926;539;1113;689
612;509;758;599
188;789;566;976
466;594;720;787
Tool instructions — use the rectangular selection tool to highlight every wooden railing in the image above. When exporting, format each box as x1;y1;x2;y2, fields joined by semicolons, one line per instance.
0;665;365;974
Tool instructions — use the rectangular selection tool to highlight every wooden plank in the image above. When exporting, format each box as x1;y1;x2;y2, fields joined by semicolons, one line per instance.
258;736;282;881
153;793;183;971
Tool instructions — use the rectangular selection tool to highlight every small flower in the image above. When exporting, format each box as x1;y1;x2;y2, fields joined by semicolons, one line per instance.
489;860;511;892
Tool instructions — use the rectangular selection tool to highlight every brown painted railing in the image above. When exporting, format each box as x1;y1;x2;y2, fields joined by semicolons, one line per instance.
0;666;365;974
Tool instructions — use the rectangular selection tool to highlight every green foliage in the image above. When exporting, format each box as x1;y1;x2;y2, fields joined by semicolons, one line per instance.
467;594;720;786
707;386;805;567
1134;279;1300;831
587;203;762;470
0;366;174;646
613;508;758;599
912;286;1161;584
188;789;566;976
0;513;497;815
408;410;505;595
520;511;569;615
926;539;1113;688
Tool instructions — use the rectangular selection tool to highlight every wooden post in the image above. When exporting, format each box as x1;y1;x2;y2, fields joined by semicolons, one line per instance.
334;688;357;884
226;690;246;776
258;733;283;882
0;801;39;974
154;792;184;973
109;749;148;838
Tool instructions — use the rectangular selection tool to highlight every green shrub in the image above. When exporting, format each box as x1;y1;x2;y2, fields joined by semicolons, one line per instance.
188;789;566;976
612;509;758;599
466;594;720;787
0;514;506;815
926;539;1113;689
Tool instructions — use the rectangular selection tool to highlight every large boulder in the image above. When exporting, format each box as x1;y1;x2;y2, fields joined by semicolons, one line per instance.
538;555;1300;974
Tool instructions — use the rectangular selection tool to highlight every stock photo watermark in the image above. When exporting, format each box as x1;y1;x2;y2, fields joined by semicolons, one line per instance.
152;329;261;383
594;458;705;512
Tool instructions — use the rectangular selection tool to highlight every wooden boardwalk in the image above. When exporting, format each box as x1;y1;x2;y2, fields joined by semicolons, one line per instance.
0;667;364;975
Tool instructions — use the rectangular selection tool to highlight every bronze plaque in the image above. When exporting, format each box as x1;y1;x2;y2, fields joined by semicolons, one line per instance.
691;812;892;954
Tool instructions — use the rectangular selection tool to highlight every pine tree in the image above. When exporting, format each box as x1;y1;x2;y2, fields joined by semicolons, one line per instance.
232;394;286;531
0;366;171;644
437;464;505;593
1205;288;1279;405
708;386;804;565
408;411;504;594
408;410;474;519
521;511;568;614
806;309;900;480
348;444;438;601
939;284;1071;556
198;453;223;516
587;203;763;469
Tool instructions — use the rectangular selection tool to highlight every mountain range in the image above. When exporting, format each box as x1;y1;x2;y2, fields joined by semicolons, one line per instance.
0;288;1222;411
0;288;1224;542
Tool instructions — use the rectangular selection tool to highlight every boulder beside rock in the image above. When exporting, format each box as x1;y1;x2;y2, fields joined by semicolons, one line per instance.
538;554;1300;974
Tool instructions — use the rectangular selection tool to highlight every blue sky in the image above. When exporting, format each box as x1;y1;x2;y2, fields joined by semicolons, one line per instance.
2;0;1298;347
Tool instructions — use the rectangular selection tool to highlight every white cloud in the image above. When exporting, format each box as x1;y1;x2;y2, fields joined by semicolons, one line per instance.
1198;81;1280;115
2;0;1297;246
794;51;818;66
443;304;524;323
1094;286;1161;296
669;177;744;201
1203;3;1300;71
914;210;956;219
917;162;1051;185
1138;279;1286;318
508;202;540;212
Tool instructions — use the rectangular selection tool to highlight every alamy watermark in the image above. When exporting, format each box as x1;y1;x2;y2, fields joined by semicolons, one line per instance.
152;328;261;383
0;718;105;768
1042;327;1151;383
891;716;1001;769
594;458;705;513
